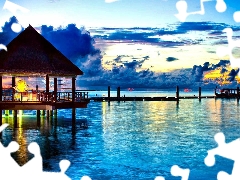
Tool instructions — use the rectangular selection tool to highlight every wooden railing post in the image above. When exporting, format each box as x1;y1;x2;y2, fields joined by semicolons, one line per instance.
54;77;57;102
12;77;15;101
0;76;2;102
46;74;49;93
72;77;76;102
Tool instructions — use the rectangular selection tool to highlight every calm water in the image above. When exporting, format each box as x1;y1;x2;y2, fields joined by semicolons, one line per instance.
1;91;240;179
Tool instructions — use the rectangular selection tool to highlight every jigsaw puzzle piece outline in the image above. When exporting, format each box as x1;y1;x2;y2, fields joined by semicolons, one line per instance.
204;132;240;179
154;165;190;180
171;165;190;180
175;0;227;22
2;0;30;33
0;124;21;178
216;28;240;71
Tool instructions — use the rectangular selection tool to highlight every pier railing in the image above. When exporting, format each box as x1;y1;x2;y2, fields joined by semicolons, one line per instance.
2;90;89;103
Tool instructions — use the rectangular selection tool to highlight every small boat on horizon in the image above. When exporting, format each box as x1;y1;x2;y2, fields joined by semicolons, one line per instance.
215;88;240;98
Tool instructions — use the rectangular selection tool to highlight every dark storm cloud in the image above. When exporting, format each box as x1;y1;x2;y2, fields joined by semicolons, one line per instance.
212;60;230;68
220;68;228;74
176;22;228;32
107;31;159;43
41;24;99;62
113;55;123;63
228;69;239;81
0;16;23;45
191;62;213;82
112;55;132;63
90;22;234;49
208;31;224;36
78;57;239;90
0;16;99;66
166;57;179;62
213;40;228;45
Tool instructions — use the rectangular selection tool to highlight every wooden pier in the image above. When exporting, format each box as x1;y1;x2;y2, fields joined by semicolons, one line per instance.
89;96;216;102
88;86;239;102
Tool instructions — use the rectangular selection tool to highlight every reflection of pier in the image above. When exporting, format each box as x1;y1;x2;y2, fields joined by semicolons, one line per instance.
0;25;89;125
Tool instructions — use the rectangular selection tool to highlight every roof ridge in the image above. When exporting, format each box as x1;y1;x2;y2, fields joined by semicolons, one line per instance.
0;24;83;77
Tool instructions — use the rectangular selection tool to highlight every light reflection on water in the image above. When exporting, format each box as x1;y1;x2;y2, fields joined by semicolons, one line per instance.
1;98;240;179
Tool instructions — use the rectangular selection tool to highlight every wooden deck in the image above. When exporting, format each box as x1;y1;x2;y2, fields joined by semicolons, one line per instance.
0;91;90;110
89;96;216;102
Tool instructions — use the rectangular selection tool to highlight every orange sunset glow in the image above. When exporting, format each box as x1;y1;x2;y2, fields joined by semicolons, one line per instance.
203;66;240;86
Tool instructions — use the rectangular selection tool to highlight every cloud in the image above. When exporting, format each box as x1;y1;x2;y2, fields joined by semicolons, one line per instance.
228;69;239;81
77;57;240;90
0;16;23;45
166;57;179;62
41;24;99;62
176;22;228;32
90;22;235;49
107;31;159;43
105;0;118;3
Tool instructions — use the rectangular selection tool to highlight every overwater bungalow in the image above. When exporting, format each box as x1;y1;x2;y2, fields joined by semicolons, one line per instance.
0;25;89;119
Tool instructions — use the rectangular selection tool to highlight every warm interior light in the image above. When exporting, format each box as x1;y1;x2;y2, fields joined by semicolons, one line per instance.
15;79;28;92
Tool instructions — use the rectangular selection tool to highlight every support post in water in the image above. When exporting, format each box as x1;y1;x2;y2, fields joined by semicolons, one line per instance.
108;86;111;102
54;109;57;118
72;108;76;125
199;87;202;101
37;110;40;127
41;110;45;116
4;110;9;117
237;87;239;102
117;86;120;101
176;86;179;102
13;110;17;128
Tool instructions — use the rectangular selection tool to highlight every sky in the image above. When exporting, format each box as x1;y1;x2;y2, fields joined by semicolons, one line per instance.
0;0;240;89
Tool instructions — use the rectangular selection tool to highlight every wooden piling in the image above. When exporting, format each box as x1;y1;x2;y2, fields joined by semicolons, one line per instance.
176;86;179;101
41;110;45;116
37;110;40;127
72;108;76;125
4;110;9;117
19;110;23;116
199;87;202;101
46;110;50;117
13;110;17;128
50;110;53;117
54;109;57;117
117;87;120;101
0;110;2;126
237;87;239;101
13;110;17;118
108;86;111;102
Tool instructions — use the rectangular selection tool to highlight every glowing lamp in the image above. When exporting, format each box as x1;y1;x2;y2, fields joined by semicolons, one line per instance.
15;79;28;92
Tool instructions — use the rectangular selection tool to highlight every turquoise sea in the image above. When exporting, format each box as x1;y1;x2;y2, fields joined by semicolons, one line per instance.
1;90;240;179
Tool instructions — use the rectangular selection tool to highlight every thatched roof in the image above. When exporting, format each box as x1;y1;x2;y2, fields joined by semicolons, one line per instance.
0;25;83;77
